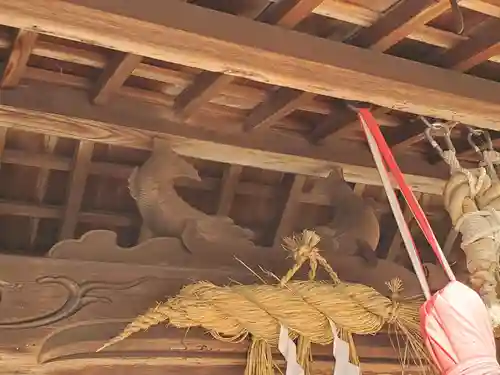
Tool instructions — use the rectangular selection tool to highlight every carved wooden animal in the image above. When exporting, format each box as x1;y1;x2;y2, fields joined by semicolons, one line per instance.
128;140;254;245
310;170;380;263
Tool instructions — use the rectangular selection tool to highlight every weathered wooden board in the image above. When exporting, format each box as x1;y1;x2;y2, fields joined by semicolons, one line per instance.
0;0;499;129
0;247;426;375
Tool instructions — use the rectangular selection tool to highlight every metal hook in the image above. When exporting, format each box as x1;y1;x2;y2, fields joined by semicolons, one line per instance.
421;116;456;159
467;126;493;154
450;0;465;35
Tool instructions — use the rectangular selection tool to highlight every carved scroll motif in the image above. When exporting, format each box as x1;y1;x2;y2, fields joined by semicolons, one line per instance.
0;276;150;329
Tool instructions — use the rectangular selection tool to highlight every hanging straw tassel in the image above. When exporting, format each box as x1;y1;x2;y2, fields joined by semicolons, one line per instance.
245;339;274;375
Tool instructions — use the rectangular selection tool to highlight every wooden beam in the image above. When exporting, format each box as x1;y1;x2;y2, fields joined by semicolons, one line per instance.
30;135;57;247
217;165;243;216
311;106;389;143
0;29;37;88
347;0;450;52
174;0;324;119
388;117;427;153
0;200;135;226
1;1;500;129
1;146;421;208
435;17;500;72
246;0;449;136
272;174;307;247
92;52;143;104
59;141;94;240
0;80;449;194
244;90;313;131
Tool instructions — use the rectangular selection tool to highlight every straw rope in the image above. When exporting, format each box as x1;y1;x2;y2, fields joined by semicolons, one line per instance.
441;149;500;328
97;230;430;374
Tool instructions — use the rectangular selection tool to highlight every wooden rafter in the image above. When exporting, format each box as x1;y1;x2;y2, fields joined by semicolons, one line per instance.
310;106;388;143
0;29;37;88
174;0;325;119
217;165;243;216
388;117;428;153
315;0;500;56
92;52;143;104
1;1;500;129
242;0;451;136
434;17;500;72
387;17;500;154
59;141;94;240
244;90;314;132
346;0;450;51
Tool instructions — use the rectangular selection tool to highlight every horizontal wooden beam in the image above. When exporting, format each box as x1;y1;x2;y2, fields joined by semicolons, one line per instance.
0;80;448;194
0;200;135;226
1;1;500;130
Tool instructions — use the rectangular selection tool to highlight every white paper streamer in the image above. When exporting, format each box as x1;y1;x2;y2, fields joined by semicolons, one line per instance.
278;325;304;375
330;321;360;375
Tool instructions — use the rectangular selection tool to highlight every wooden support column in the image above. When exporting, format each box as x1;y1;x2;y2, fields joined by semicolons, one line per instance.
174;0;325;119
30;136;58;247
0;29;37;88
217;165;243;216
272;174;307;247
59;141;94;240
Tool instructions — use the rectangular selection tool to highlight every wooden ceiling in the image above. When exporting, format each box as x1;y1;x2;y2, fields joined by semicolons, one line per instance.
0;0;498;260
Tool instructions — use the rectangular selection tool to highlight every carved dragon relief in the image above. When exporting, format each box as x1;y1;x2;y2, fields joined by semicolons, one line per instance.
0;276;151;329
128;139;255;248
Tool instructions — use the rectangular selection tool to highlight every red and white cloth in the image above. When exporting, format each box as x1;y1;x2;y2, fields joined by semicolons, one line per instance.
358;109;500;375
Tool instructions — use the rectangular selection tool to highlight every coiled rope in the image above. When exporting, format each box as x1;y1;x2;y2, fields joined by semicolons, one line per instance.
424;121;500;328
97;230;431;374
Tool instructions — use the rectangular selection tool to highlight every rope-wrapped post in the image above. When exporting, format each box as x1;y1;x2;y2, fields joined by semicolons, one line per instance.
97;230;431;374
441;146;500;329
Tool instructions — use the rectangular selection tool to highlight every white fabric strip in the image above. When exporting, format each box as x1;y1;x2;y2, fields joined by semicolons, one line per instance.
330;320;360;375
278;325;304;375
360;115;432;299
